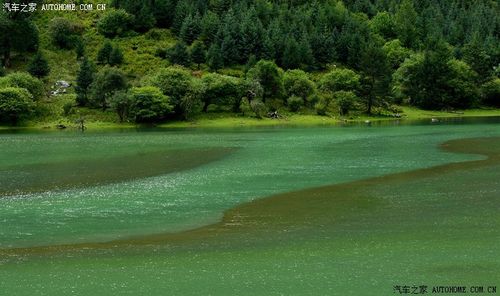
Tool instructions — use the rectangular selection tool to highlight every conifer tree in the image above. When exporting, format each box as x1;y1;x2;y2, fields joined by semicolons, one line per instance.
76;57;95;106
395;0;419;49
109;46;124;66
207;44;223;71
97;41;113;64
27;52;50;78
190;41;206;69
180;13;202;45
169;42;190;67
75;39;85;60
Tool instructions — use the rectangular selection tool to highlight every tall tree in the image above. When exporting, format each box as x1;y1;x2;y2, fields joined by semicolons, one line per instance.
0;10;39;67
207;43;223;71
359;42;390;114
169;42;191;67
75;57;95;106
190;41;206;69
394;0;419;49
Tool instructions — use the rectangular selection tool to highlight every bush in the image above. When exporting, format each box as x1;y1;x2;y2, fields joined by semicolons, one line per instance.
283;69;316;104
319;68;361;93
148;66;193;112
314;95;335;116
180;80;204;120
129;86;173;123
49;17;83;49
201;73;243;112
393;51;478;109
109;90;132;122
0;72;44;100
287;96;304;112
97;9;133;38
481;78;500;107
62;102;74;116
334;91;358;115
239;97;252;116
89;67;128;109
250;100;267;119
0;87;35;124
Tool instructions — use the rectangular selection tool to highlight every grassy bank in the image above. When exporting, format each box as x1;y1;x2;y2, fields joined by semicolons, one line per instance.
2;106;500;131
159;107;500;128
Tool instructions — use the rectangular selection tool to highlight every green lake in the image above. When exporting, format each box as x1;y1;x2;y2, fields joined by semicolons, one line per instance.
1;118;499;295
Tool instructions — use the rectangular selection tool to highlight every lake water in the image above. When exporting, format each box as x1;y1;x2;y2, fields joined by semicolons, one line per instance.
1;118;499;295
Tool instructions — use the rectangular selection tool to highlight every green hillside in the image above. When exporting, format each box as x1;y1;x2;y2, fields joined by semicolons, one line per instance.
1;0;499;128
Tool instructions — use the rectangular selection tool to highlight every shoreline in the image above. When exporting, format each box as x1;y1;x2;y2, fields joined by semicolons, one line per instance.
1;107;500;131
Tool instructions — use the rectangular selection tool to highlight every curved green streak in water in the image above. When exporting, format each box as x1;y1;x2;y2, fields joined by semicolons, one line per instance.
0;122;499;295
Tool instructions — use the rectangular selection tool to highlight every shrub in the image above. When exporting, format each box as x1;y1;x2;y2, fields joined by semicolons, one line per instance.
148;66;193;112
287;96;304;112
250;100;267;118
49;17;83;49
0;72;44;100
283;69;316;103
62;102;74;116
314;95;334;116
97;9;133;38
319;68;361;93
180;79;204;120
0;87;35;124
201;73;243;112
239;97;252;116
89;67;128;110
129;86;173;123
481;78;500;107
334;91;358;115
109;90;132;122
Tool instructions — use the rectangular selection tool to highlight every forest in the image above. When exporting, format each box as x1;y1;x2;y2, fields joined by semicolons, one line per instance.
0;0;499;125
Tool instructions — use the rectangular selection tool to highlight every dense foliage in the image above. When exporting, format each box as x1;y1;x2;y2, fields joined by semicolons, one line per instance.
0;0;499;125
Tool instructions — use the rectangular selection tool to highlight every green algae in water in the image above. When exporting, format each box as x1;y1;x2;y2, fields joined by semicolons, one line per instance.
1;121;500;295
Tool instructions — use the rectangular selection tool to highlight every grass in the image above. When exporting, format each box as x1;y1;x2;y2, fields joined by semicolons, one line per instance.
158;107;500;129
2;106;498;131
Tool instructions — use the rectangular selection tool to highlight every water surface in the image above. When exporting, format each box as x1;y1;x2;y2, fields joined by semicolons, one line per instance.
0;118;499;295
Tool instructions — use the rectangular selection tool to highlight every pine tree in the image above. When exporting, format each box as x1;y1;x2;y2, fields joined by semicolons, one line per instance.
207;43;223;71
200;11;220;45
463;32;491;80
190;41;206;69
180;13;202;45
27;52;50;78
359;42;390;114
133;3;156;32
109;46;124;66
75;57;95;106
169;42;190;67
75;39;85;60
97;41;113;64
282;37;301;69
395;0;419;49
